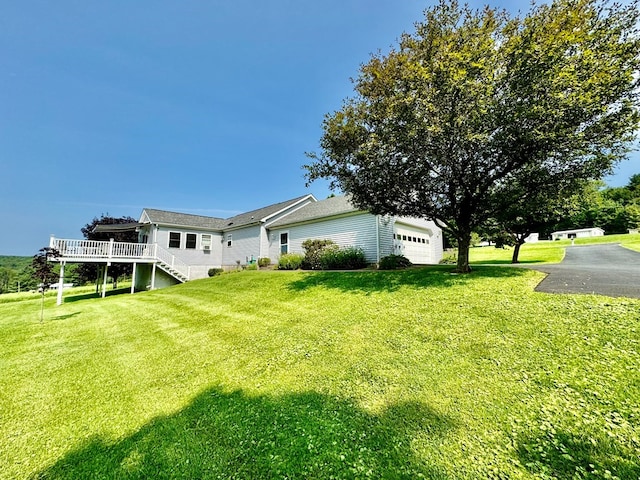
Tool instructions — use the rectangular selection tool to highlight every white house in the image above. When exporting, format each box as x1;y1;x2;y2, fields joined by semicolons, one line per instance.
49;194;443;302
551;227;605;241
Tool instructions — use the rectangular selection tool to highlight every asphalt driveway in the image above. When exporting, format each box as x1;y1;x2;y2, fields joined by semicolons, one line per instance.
529;244;640;298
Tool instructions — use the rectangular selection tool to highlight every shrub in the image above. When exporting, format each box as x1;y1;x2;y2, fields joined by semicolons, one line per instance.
257;257;271;267
439;250;457;265
208;268;224;277
245;264;258;271
378;254;413;270
277;253;304;270
319;247;367;270
301;239;336;270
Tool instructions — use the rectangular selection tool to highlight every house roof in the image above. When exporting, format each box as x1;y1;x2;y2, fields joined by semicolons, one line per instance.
141;194;316;231
141;209;228;230
223;194;315;229
92;222;145;233
269;195;361;227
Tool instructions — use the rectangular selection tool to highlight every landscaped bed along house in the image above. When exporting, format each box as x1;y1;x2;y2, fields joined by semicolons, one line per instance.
49;194;443;302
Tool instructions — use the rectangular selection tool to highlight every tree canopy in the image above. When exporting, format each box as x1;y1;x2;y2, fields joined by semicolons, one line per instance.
77;214;138;287
305;0;640;272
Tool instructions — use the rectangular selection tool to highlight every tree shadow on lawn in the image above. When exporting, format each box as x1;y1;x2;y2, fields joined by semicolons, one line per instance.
287;266;530;294
469;259;547;265
516;429;640;478
61;287;135;304
35;387;455;479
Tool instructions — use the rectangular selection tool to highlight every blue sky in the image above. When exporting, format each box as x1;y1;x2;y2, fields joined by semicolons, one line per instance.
1;1;638;256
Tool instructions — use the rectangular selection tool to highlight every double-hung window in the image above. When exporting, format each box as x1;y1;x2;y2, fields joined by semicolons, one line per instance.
169;232;181;248
280;232;289;254
186;233;197;249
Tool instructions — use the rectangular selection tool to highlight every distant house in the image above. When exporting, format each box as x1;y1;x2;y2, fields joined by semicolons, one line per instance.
551;227;605;241
49;195;443;299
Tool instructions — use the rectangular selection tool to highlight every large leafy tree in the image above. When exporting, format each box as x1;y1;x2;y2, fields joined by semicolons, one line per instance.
305;0;640;272
489;165;587;263
76;214;138;287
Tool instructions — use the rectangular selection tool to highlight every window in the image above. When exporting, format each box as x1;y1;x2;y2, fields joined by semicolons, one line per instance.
201;234;212;250
227;234;232;247
169;232;181;248
280;232;288;254
186;233;197;249
402;235;407;241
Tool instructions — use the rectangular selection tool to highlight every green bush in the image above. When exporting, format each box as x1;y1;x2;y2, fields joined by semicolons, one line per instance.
439;250;458;265
257;257;271;267
378;254;413;270
319;247;367;270
277;253;305;270
208;268;224;277
301;239;336;270
245;264;258;271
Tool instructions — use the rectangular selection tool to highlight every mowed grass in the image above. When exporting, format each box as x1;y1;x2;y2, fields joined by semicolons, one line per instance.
1;267;639;479
470;232;640;264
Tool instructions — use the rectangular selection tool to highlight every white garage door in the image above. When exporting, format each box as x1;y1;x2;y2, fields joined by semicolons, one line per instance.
394;224;432;264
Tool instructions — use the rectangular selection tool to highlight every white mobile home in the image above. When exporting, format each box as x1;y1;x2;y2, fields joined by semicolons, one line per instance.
551;227;605;241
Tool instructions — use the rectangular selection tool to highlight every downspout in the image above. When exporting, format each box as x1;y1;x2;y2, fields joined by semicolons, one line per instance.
375;215;381;264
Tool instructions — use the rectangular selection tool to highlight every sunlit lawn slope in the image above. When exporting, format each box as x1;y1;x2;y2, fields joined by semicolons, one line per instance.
1;267;639;479
470;232;640;264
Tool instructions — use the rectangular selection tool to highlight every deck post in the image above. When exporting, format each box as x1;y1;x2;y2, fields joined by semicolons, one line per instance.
131;263;137;294
56;262;65;306
102;263;109;298
151;263;157;290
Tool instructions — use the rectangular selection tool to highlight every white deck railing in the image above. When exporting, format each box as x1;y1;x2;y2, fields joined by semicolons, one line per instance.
49;237;189;280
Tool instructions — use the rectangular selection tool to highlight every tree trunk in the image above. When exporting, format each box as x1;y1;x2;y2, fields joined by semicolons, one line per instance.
456;233;472;273
511;241;523;264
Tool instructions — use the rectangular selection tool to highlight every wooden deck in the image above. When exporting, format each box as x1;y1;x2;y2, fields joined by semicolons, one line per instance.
49;237;191;305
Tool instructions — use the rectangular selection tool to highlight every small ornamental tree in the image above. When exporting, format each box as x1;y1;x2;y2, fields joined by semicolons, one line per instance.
32;247;60;321
31;247;60;288
305;0;640;273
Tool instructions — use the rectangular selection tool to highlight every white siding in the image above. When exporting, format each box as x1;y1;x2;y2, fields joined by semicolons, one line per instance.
378;215;395;258
268;213;379;262
222;225;261;266
259;225;270;261
154;227;223;268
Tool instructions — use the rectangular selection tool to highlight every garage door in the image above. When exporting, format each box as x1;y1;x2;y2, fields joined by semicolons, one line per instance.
394;225;432;264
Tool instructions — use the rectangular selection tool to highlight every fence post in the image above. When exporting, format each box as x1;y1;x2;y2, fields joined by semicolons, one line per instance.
109;238;114;260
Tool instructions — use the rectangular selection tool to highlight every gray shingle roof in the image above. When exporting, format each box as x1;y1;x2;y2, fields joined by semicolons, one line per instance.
268;195;361;227
141;194;315;231
142;209;228;230
224;194;314;229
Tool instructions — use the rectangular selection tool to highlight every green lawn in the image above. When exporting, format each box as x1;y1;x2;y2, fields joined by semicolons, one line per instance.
470;232;640;264
1;268;639;479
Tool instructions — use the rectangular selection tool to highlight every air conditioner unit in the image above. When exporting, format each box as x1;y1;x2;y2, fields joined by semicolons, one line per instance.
203;245;211;251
